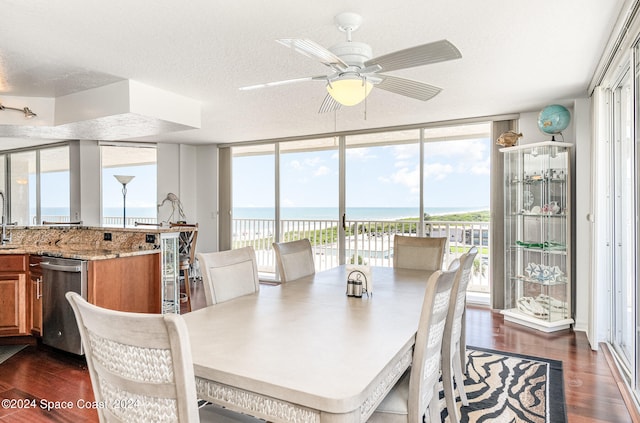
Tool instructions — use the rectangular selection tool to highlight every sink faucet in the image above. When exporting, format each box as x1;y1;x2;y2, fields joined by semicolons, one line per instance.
0;191;11;245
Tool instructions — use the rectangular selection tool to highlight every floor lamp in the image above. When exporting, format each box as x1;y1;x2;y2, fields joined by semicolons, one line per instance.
114;175;135;228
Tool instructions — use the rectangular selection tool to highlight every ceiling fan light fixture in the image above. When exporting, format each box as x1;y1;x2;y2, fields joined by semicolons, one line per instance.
326;77;373;106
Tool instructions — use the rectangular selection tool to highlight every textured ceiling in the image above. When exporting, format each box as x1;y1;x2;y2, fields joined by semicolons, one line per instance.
0;0;626;147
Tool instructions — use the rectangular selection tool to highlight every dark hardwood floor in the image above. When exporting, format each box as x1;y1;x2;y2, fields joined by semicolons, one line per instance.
0;280;634;422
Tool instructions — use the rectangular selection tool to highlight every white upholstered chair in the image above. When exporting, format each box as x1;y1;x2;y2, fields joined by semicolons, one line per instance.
65;292;260;423
441;246;478;423
272;239;315;282
197;246;260;306
392;235;447;271
368;260;459;423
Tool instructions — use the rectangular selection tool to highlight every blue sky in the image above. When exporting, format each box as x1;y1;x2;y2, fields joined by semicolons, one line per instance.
102;165;157;209
34;164;157;211
233;137;490;209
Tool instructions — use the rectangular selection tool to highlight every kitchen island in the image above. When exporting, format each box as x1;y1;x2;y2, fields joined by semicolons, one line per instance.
0;225;180;341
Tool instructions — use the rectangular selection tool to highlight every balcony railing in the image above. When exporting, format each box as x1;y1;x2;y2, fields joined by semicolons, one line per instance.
39;214;490;294
233;218;490;293
38;215;158;227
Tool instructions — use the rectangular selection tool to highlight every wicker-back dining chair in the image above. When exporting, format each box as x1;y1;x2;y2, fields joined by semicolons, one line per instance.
393;235;447;271
441;246;478;423
368;260;459;423
66;292;261;423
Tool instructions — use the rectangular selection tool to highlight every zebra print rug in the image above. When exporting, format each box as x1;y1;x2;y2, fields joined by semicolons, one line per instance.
439;346;566;423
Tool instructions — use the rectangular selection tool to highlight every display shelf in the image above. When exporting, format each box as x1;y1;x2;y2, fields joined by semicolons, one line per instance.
501;141;573;332
501;308;574;332
160;232;180;314
509;276;568;286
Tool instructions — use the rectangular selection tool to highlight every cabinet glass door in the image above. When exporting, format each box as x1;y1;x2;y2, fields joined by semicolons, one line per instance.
502;142;572;331
161;232;179;314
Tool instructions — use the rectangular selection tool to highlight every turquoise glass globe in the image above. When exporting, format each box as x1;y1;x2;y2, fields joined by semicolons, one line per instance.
537;104;571;135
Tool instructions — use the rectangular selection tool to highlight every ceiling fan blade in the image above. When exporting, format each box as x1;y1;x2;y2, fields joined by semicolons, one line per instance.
240;75;327;91
365;39;461;72
277;39;348;71
318;93;342;114
374;75;442;101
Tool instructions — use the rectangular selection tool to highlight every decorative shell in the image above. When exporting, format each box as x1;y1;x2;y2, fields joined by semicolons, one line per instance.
496;131;523;147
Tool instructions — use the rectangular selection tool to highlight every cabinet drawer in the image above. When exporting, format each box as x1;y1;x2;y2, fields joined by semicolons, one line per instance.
0;255;27;272
29;255;43;276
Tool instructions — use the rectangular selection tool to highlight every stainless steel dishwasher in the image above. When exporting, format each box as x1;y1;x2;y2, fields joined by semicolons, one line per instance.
41;257;88;355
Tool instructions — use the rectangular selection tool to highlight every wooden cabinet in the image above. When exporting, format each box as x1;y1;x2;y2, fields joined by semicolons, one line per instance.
87;253;161;313
0;251;162;339
29;255;43;336
0;255;28;336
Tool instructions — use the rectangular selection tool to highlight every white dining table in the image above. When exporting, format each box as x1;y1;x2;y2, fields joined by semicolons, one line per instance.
182;265;433;423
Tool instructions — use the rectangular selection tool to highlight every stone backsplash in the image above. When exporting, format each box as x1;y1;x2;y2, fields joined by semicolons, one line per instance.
6;226;179;251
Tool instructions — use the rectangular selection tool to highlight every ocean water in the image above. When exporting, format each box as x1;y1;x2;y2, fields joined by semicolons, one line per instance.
233;206;488;221
40;207;157;218
39;206;488;221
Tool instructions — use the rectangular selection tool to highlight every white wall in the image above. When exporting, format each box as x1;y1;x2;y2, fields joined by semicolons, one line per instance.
518;109;575;145
70;140;102;227
156;143;180;223
179;145;197;222
573;98;593;334
156;143;218;253
194;145;219;253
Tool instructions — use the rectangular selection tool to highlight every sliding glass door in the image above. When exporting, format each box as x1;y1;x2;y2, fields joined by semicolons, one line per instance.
345;130;420;267
422;126;491;292
611;68;635;374
279;139;339;270
232;144;276;273
229;122;491;284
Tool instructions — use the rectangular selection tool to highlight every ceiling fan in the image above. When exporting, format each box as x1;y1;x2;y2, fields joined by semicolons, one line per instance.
240;12;462;113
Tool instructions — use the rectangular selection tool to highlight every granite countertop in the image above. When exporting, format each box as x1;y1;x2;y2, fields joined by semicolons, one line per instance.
8;225;184;233
0;225;170;260
0;244;160;260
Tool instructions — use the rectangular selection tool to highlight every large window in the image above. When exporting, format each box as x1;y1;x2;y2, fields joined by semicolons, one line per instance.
101;144;157;227
345;130;420;267
594;32;640;406
6;145;70;226
9;151;35;225
423;125;491;292
229;122;491;286
232;144;276;272
611;68;635;376
41;146;71;223
346;130;421;218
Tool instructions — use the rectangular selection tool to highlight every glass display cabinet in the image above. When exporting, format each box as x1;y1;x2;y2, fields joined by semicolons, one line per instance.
160;232;180;314
501;141;573;332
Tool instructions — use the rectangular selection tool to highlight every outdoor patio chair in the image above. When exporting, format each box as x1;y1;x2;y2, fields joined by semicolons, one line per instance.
197;246;260;306
442;246;478;423
65;292;260;423
368;260;459;423
393;235;447;271
272;238;315;282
